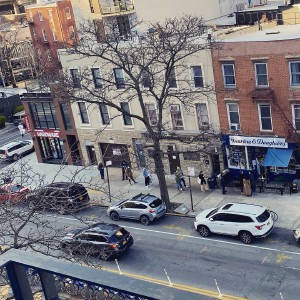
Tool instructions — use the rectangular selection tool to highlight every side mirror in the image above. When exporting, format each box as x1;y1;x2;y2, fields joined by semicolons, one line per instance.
209;217;214;221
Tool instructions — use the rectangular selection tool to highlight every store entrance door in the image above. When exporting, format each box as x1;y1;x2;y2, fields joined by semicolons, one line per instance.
86;146;97;165
167;145;180;174
38;137;63;163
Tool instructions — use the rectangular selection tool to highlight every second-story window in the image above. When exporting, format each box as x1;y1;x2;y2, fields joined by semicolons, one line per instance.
120;102;132;126
91;68;102;88
89;0;95;13
195;103;209;129
99;104;110;125
46;49;52;62
255;63;268;87
77;102;89;124
293;104;300;130
191;66;204;88
52;29;57;42
167;67;177;89
145;103;158;126
226;103;240;130
65;7;71;19
141;68;151;89
69;26;75;40
170;104;184;130
258;104;272;131
38;11;43;21
113;68;125;89
222;63;236;88
32;28;37;41
60;102;73;130
70;69;81;88
290;61;300;87
48;9;53;22
42;29;48;42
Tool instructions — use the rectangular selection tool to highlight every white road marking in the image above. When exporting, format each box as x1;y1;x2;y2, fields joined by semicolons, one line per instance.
281;266;300;271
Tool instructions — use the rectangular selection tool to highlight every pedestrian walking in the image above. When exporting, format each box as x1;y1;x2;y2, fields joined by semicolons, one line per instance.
18;123;25;137
175;167;184;191
220;172;227;195
239;170;245;194
198;171;207;192
98;162;105;180
176;166;187;188
143;166;151;188
125;166;136;184
249;171;256;196
120;160;128;180
243;177;252;197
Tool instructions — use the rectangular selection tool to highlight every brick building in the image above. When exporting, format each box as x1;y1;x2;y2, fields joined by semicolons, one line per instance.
212;24;300;180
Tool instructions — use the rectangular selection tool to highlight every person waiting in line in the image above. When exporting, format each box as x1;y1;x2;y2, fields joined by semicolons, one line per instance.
125;166;137;184
143;166;151;188
239;170;245;194
220;172;227;195
249;171;256;196
120;160;128;180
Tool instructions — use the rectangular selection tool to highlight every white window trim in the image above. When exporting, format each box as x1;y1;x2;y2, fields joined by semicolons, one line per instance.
113;68;126;90
255;62;269;88
69;26;75;40
194;102;210;129
168;67;179;90
169;103;185;131
119;101;135;128
258;103;273;132
69;67;81;89
222;63;236;88
52;29;57;42
48;9;53;21
190;64;205;89
292;103;300;130
91;67;103;89
42;29;48;42
65;7;71;19
145;102;158;126
289;61;300;87
141;69;151;90
98;103;112;128
226;102;241;130
38;11;43;21
76;101;91;126
32;28;37;41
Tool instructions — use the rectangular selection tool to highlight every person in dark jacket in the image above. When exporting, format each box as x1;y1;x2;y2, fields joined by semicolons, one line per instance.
198;171;207;192
220;172;227;195
120;160;128;180
239;171;245;194
98;162;105;180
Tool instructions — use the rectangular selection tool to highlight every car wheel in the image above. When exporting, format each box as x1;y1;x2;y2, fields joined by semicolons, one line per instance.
12;154;20;161
239;231;253;244
110;211;120;221
197;225;210;237
140;215;150;226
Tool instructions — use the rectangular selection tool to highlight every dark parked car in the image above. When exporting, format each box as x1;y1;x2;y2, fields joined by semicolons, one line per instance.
26;182;90;214
61;223;134;260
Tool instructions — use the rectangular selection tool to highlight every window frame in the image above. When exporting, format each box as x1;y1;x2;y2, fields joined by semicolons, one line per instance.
292;103;300;131
98;104;111;126
65;7;71;19
52;29;57;42
38;11;43;21
113;68;125;89
120;102;133;126
48;9;53;22
191;65;204;88
32;28;37;41
42;29;48;42
255;62;269;88
170;104;184;130
226;102;241;130
195;103;210;129
167;67;178;89
145;103;158;126
68;26;75;40
222;63;236;88
60;102;73;130
258;103;273;131
77;102;90;125
141;68;152;90
70;68;81;89
91;67;103;89
46;49;52;62
290;61;300;87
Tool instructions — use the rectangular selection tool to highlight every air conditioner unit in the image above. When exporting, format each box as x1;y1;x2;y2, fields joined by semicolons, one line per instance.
202;122;209;126
230;124;240;131
170;105;179;112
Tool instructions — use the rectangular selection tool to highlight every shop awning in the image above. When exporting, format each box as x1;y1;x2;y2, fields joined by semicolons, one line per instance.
261;149;293;167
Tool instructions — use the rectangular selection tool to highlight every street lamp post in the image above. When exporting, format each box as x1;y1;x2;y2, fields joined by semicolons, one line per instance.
106;160;112;202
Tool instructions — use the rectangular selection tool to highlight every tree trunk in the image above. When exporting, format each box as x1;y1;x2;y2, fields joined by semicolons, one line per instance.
152;138;171;211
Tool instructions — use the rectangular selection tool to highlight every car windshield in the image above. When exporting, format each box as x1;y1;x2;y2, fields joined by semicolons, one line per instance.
149;198;162;208
8;185;24;192
256;210;270;223
206;208;219;218
68;185;86;197
110;228;128;242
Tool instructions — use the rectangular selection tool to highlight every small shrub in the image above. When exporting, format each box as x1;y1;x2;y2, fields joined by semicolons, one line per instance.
14;106;24;114
0;115;6;124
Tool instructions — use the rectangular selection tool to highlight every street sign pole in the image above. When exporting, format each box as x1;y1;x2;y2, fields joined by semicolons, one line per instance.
106;160;112;202
187;167;195;212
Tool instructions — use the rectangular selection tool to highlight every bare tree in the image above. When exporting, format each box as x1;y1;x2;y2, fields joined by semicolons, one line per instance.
55;15;219;209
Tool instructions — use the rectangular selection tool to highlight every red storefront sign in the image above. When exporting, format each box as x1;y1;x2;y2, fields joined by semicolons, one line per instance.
34;129;61;139
23;115;32;132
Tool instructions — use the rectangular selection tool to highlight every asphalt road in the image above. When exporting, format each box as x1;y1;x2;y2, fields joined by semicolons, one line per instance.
35;206;300;300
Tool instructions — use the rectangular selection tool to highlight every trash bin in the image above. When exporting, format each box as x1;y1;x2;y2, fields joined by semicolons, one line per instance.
207;177;216;190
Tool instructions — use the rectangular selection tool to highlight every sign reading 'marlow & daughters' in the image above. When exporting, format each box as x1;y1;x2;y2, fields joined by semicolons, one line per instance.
229;136;288;148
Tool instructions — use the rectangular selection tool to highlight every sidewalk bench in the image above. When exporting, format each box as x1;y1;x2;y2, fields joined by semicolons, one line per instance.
258;181;288;196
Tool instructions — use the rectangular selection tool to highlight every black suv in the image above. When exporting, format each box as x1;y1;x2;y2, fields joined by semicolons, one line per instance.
61;223;134;260
26;182;90;214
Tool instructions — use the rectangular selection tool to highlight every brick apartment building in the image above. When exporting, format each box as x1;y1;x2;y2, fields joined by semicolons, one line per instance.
212;24;300;180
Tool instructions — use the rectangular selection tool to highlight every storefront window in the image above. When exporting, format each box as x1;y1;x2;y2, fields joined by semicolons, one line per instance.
226;146;247;169
30;102;59;129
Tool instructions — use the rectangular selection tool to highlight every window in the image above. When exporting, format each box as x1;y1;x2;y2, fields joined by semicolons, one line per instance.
89;0;95;13
48;9;53;21
290;62;300;87
29;102;59;129
255;63;268;87
46;50;52;62
32;28;37;41
36;49;42;61
258;104;272;131
65;7;71;19
69;26;75;40
145;103;158;126
196;103;209;129
99;104;110;125
191;66;204;88
114;68;125;89
141;69;151;89
122;201;135;209
226;103;240;130
293;104;300;130
91;68;102;89
77;102;89;124
52;30;57;42
116;15;131;37
70;69;81;88
170;104;184;130
222;64;236;87
38;11;43;21
60;102;72;130
120;102;132;126
42;29;48;42
167;67;177;89
212;213;226;221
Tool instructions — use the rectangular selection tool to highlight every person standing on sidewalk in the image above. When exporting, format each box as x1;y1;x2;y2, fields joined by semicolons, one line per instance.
198;171;207;192
120;160;128;180
98;162;105;180
249;171;256;196
176;166;187;188
18;123;25;137
239;170;245;194
143;166;151;188
220;172;227;195
125;166;137;184
175;167;184;191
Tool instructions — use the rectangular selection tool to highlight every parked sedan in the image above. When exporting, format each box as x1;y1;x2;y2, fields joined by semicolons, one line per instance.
0;184;30;203
294;226;300;244
61;223;134;260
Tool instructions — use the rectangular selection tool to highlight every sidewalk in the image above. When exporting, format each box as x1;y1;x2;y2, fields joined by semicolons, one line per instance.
6;153;300;230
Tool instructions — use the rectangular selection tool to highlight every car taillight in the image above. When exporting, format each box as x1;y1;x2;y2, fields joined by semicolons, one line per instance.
149;209;155;213
109;243;118;249
255;225;263;230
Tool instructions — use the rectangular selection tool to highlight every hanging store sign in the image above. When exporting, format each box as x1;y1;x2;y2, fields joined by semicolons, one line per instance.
23;115;32;132
229;136;288;148
34;129;61;139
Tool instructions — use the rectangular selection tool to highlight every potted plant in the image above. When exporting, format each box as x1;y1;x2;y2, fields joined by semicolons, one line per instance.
0;115;6;129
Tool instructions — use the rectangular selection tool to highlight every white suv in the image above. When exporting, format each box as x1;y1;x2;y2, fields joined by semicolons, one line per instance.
0;140;34;161
194;203;273;244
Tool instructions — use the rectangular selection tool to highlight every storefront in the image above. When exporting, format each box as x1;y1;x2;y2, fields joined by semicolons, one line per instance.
222;135;299;180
